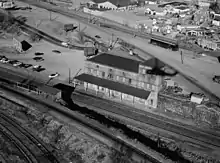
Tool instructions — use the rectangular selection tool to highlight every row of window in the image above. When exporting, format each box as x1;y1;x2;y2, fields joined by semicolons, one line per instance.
88;84;154;106
86;68;158;91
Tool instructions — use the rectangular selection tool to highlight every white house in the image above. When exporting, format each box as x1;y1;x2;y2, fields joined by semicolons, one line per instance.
212;14;220;26
97;1;117;10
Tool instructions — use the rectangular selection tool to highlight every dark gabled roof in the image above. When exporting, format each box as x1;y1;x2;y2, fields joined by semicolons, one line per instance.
21;40;32;51
87;53;140;73
141;58;165;69
75;73;151;99
38;85;61;95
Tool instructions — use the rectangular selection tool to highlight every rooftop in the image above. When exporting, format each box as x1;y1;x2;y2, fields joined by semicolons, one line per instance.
92;0;137;7
87;53;140;73
75;73;151;99
141;58;165;69
87;53;165;73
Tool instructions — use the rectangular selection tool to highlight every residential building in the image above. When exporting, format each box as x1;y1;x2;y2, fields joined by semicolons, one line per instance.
212;14;220;26
197;38;220;50
74;52;165;110
92;0;138;10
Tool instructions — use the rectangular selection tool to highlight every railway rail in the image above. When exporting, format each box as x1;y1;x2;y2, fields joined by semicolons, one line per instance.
0;86;163;163
0;123;36;163
18;0;183;49
72;91;220;148
0;112;59;163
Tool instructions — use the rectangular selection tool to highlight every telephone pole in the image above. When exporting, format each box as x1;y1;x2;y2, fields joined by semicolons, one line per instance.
180;50;184;64
69;68;71;84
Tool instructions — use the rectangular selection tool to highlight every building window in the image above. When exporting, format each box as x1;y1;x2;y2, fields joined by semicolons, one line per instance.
150;99;153;106
102;72;105;78
152;85;155;91
108;73;113;79
122;77;126;83
99;86;105;91
139;82;144;88
128;78;132;84
93;69;97;76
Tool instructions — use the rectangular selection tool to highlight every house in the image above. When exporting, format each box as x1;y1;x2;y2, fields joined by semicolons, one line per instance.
13;35;32;53
73;53;165;109
197;38;220;50
186;29;205;37
212;14;220;26
0;0;14;9
145;0;157;5
92;0;138;10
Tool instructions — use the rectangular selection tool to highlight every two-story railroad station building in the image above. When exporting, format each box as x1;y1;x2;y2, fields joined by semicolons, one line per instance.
74;52;165;110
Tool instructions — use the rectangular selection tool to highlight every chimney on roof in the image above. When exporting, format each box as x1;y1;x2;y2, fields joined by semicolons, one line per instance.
129;49;134;55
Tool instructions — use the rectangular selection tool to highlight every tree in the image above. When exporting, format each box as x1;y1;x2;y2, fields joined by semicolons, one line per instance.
209;2;220;13
30;33;42;42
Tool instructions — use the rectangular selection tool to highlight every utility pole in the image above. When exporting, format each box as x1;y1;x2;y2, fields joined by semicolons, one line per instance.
49;11;52;20
78;22;80;31
69;68;71;84
180;50;184;64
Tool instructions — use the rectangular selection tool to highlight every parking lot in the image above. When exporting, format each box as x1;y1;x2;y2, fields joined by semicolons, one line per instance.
0;39;86;82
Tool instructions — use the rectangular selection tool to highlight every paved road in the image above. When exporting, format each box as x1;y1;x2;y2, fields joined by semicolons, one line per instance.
15;0;220;103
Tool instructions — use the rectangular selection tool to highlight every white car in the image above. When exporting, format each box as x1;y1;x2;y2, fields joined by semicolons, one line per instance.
13;62;22;67
61;42;68;47
1;58;10;63
33;65;41;69
49;72;59;79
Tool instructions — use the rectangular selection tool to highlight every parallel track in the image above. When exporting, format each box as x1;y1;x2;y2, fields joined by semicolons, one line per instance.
0;112;59;163
0;88;162;163
0;120;37;163
72;91;220;148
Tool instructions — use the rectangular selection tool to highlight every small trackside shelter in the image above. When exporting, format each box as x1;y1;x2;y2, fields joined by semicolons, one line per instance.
13;35;32;53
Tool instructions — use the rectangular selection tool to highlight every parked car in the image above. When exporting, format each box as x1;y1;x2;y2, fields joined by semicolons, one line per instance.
0;55;6;60
33;65;41;69
19;63;32;68
33;57;44;62
95;35;101;39
61;42;68;47
35;52;44;56
49;72;59;79
1;58;10;63
13;62;22;67
213;75;220;84
52;50;61;54
9;60;19;64
32;65;45;72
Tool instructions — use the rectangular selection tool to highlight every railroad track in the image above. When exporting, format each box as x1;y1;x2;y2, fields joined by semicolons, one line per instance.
72;90;220;148
0;112;59;163
0;123;36;163
0;86;163;163
18;0;191;49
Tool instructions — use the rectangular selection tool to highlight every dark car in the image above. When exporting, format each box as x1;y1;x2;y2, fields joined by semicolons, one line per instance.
19;63;32;68
33;57;44;62
9;60;19;64
95;35;101;39
213;75;220;84
35;52;44;56
0;55;6;59
52;50;61;54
